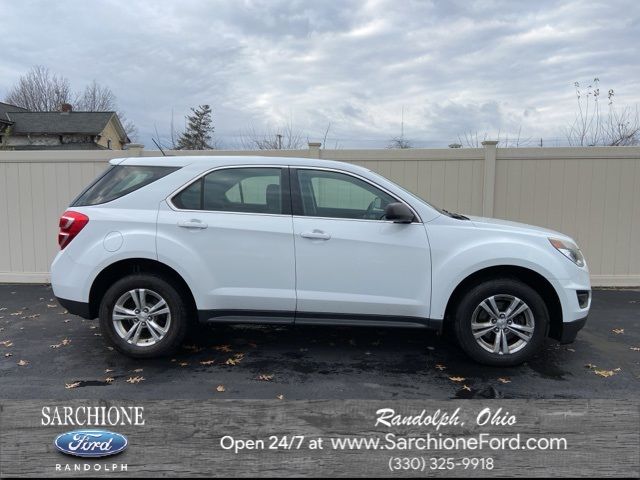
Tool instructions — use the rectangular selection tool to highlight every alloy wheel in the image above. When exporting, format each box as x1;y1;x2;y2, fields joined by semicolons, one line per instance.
112;289;171;347
470;294;535;355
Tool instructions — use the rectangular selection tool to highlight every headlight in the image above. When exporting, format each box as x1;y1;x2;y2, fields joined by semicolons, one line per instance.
549;238;585;267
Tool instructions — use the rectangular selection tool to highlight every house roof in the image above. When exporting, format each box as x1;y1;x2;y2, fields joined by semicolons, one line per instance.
0;102;28;123
10;142;109;151
8;111;119;134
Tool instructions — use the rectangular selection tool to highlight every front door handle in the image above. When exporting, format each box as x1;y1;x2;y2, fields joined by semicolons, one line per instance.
177;220;208;229
300;230;331;240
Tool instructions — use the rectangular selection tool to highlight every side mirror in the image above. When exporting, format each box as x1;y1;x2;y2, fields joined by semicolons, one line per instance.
384;202;414;223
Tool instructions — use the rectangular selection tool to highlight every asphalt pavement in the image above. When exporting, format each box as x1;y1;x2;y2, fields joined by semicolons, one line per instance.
0;284;638;399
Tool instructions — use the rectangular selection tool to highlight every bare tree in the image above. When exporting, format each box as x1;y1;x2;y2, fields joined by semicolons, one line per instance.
456;127;530;148
458;130;486;148
5;65;72;112
603;105;640;146
75;80;116;111
239;121;306;150
566;79;640;146
387;136;412;149
4;66;138;141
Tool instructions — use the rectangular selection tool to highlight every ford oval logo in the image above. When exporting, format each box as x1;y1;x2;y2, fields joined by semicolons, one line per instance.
54;430;128;458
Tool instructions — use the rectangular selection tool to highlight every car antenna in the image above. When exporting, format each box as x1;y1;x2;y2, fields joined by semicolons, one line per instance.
152;138;167;156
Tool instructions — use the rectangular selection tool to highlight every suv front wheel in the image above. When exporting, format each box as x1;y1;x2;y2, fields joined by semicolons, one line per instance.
99;274;189;358
453;279;549;366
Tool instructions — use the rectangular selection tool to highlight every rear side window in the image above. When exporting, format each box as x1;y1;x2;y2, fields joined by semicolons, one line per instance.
72;165;179;206
172;167;286;214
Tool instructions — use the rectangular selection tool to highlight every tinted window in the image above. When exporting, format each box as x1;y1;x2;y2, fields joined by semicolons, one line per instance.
72;165;179;206
296;170;397;220
173;167;284;214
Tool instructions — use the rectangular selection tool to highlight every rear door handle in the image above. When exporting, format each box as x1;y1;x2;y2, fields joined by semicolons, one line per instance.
177;220;208;229
300;230;331;240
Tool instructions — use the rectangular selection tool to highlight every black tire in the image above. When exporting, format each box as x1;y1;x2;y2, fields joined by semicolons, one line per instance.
453;278;548;366
99;274;189;358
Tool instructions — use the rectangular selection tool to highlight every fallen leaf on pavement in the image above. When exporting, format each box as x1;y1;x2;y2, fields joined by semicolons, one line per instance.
462;385;471;391
133;368;143;373
47;304;57;308
276;394;284;400
105;377;115;383
17;359;29;366
200;360;215;366
50;338;71;349
630;347;640;352
449;376;465;382
5;353;13;357
65;382;81;389
257;374;274;381
585;363;597;369
435;364;446;371
594;369;616;378
498;377;511;384
612;328;624;334
105;368;114;373
215;344;232;353
0;340;13;347
216;384;226;392
226;353;245;366
179;362;189;367
126;376;145;384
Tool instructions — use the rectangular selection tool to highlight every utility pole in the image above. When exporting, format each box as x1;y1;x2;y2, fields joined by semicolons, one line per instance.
276;134;283;150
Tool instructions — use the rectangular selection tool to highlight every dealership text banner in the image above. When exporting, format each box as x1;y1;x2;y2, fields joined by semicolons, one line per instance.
0;400;638;477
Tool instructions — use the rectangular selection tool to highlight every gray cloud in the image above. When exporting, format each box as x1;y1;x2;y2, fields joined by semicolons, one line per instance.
1;0;638;148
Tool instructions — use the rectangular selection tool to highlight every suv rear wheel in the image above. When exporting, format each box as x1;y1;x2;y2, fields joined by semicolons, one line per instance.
453;279;548;366
99;274;189;358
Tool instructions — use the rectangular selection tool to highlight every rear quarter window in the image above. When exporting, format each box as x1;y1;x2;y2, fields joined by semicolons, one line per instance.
72;165;180;206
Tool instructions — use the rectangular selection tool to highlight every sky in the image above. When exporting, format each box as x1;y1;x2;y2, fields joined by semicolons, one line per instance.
1;0;639;149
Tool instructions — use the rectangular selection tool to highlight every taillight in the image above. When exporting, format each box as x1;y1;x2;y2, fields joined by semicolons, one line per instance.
58;211;89;249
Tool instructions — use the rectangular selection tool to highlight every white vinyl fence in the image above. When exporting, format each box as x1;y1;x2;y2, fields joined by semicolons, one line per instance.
1;143;639;286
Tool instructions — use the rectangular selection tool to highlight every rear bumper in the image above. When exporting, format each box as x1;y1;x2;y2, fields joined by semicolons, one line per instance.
56;297;94;319
558;315;588;344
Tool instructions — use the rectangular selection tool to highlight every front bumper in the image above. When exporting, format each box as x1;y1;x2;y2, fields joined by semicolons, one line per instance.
557;314;588;344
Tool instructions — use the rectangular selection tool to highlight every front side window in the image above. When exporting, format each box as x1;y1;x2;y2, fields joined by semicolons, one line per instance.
72;165;179;206
296;169;398;220
172;167;285;214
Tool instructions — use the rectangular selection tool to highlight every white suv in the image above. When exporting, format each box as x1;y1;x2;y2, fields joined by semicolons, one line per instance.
51;156;591;365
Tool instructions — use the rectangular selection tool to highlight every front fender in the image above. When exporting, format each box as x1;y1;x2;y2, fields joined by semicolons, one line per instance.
429;235;568;320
